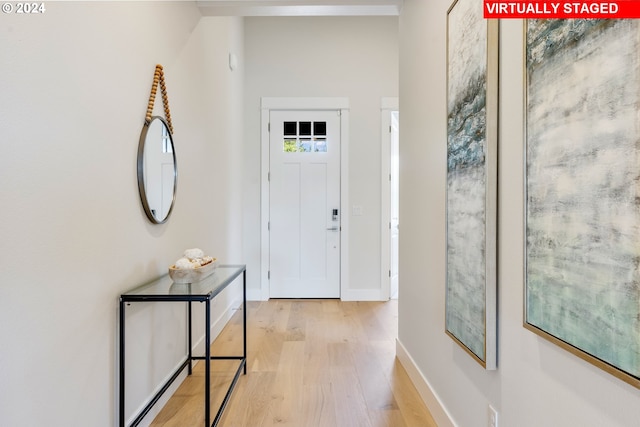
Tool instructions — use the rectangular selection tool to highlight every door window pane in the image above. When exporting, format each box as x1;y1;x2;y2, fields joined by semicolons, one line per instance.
284;122;297;136
284;139;298;152
299;121;312;136
314;121;326;136
314;138;327;152
300;138;312;152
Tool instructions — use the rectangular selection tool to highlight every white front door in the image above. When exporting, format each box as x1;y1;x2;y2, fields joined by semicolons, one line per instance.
269;110;341;298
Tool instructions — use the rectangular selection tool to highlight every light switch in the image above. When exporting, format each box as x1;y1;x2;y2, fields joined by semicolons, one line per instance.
352;205;363;216
229;53;238;71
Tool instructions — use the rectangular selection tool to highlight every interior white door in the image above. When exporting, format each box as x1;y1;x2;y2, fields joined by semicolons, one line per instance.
390;111;400;299
269;110;341;298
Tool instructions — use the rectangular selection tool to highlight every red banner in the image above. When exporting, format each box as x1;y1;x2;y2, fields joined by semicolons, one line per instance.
484;0;640;18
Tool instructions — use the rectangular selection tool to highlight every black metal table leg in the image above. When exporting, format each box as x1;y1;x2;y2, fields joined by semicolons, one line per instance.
243;270;247;375
205;300;211;427
119;299;125;427
188;301;192;375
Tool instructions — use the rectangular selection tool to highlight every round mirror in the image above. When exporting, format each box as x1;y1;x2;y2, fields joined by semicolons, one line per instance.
137;116;177;224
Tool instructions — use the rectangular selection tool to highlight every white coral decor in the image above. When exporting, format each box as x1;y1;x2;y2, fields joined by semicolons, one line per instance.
184;248;204;260
175;257;196;269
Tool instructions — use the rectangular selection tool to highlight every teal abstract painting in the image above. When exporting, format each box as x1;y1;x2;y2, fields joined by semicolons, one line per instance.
446;0;498;369
526;19;640;388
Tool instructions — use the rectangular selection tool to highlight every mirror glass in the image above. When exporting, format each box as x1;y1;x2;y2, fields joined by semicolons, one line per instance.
137;116;177;224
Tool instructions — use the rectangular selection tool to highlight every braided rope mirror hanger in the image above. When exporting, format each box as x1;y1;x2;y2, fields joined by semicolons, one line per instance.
145;64;174;134
137;64;177;224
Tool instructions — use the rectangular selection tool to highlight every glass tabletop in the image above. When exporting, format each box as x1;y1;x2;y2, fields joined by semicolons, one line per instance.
121;264;245;301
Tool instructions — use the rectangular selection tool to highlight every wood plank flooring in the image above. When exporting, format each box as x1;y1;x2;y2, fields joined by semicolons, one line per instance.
150;300;437;427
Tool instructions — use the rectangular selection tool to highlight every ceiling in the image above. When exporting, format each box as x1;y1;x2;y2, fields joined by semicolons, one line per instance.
196;0;404;16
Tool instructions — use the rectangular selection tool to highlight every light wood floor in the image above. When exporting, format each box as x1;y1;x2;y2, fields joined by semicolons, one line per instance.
150;299;437;427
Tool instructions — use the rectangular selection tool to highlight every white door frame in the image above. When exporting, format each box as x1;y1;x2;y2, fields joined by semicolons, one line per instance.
380;97;399;301
260;97;350;300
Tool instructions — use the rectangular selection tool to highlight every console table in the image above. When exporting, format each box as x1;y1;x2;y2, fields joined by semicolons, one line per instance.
119;264;247;427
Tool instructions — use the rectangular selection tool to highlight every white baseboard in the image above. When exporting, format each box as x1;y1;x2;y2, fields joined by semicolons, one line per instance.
246;288;265;301
396;338;457;427
341;288;384;301
128;362;189;427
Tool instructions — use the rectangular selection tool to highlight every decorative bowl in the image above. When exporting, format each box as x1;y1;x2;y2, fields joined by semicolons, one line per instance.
168;258;218;283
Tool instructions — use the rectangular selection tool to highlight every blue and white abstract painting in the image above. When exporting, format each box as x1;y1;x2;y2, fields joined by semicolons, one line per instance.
526;19;640;387
446;0;497;369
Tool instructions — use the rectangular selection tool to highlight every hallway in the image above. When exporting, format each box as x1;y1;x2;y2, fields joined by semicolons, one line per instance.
150;300;437;427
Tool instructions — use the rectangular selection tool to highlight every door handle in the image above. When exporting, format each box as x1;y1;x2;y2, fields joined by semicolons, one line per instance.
326;227;339;231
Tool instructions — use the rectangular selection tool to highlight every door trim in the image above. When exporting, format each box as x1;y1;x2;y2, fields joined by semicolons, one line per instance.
260;97;350;300
380;97;399;301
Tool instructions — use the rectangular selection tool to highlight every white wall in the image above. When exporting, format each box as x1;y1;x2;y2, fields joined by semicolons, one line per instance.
0;4;244;426
243;16;398;300
398;1;640;426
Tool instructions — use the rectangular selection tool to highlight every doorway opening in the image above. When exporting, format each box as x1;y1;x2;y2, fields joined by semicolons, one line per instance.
381;98;399;300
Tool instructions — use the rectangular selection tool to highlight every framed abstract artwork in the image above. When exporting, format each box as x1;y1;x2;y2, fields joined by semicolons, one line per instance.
525;19;640;388
445;0;499;369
